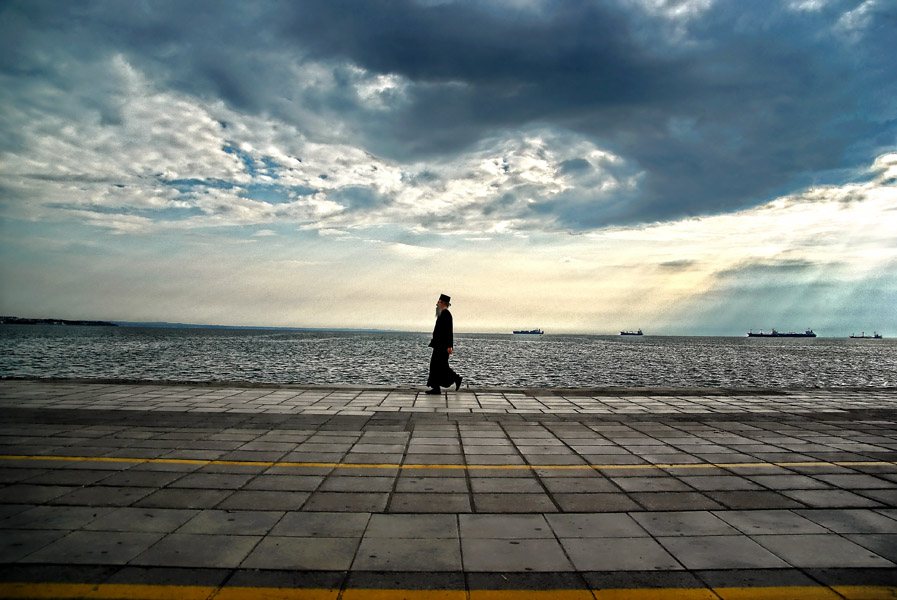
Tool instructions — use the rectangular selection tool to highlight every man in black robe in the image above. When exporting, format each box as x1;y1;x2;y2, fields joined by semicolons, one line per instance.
426;293;462;395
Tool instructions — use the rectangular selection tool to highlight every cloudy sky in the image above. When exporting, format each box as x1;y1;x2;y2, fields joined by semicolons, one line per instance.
1;0;895;335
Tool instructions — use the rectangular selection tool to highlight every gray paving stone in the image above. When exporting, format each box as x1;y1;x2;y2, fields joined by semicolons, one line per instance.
610;476;694;492
657;535;791;569
243;474;324;491
796;508;897;533
0;485;73;504
0;529;66;561
176;509;283;535
353;537;462;571
712;509;830;535
395;476;469;493
389;493;472;513
677;475;764;491
83;507;200;533
365;513;458;538
461;538;573;572
241;536;359;570
132;533;261;568
782;489;885;508
167;472;255;489
752;534;896;568
24;531;164;565
546;513;649;538
50;485;154;507
845;534;897;563
319;475;395;492
270;511;370;537
134;488;233;509
470;477;544;493
561;537;683;571
553;492;641;512
302;492;389;512
1;505;116;530
539;477;619;493
629;492;724;511
216;490;309;510
472;493;557;513
705;490;806;509
631;511;738;537
21;470;113;486
459;514;553;539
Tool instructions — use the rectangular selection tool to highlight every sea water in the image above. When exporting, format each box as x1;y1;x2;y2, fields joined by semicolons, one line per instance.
1;325;895;388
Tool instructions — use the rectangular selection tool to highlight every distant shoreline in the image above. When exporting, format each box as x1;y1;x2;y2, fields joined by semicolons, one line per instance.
0;316;117;327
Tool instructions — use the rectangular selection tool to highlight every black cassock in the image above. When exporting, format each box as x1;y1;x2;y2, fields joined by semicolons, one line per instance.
427;309;458;389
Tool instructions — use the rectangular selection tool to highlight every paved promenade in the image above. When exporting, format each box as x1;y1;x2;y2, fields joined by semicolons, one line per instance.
0;379;895;598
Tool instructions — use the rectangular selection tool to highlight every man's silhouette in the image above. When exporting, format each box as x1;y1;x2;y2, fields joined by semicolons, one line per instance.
426;293;462;394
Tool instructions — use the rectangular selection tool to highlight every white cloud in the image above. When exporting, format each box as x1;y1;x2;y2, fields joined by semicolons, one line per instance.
1;56;637;236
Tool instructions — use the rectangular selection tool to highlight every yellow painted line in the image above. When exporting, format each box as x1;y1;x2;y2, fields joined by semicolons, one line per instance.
2;584;895;600
712;585;843;599
341;590;465;600
470;591;597;600
589;590;719;600
0;454;894;472
831;586;897;600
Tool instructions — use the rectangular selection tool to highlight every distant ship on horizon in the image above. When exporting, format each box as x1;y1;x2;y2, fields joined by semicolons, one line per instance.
620;329;643;336
747;329;816;338
513;328;543;335
850;331;883;339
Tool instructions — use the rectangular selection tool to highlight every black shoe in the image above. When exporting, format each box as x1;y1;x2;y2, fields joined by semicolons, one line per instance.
455;376;463;391
425;388;440;395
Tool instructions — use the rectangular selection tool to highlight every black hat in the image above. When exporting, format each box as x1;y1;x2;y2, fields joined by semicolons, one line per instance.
438;293;451;305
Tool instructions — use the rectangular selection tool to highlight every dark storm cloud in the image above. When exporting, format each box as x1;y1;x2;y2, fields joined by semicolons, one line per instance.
2;0;895;231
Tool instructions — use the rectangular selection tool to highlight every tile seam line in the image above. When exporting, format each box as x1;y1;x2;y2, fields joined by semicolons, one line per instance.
1;454;895;471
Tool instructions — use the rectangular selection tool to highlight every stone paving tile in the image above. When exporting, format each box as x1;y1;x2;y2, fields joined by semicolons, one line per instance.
461;538;573;572
389;493;472;513
365;514;457;538
270;511;370;537
752;534;896;568
0;529;66;562
176;509;283;535
460;514;553;539
217;490;310;511
49;485;154;507
545;513;649;538
795;508;897;533
472;493;557;513
302;492;389;512
561;538;683;571
552;493;642;512
82;507;199;533
844;534;897;563
131;533;262;568
781;489;885;508
24;531;165;565
243;474;324;491
711;509;831;535
657;535;791;569
241;536;360;570
395;476;469;493
353;538;462;571
631;511;739;537
133;488;233;509
1;505;116;530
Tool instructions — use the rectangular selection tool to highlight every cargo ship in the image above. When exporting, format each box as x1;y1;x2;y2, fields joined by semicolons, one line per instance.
850;331;883;339
747;329;816;338
513;329;543;335
620;329;643;336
